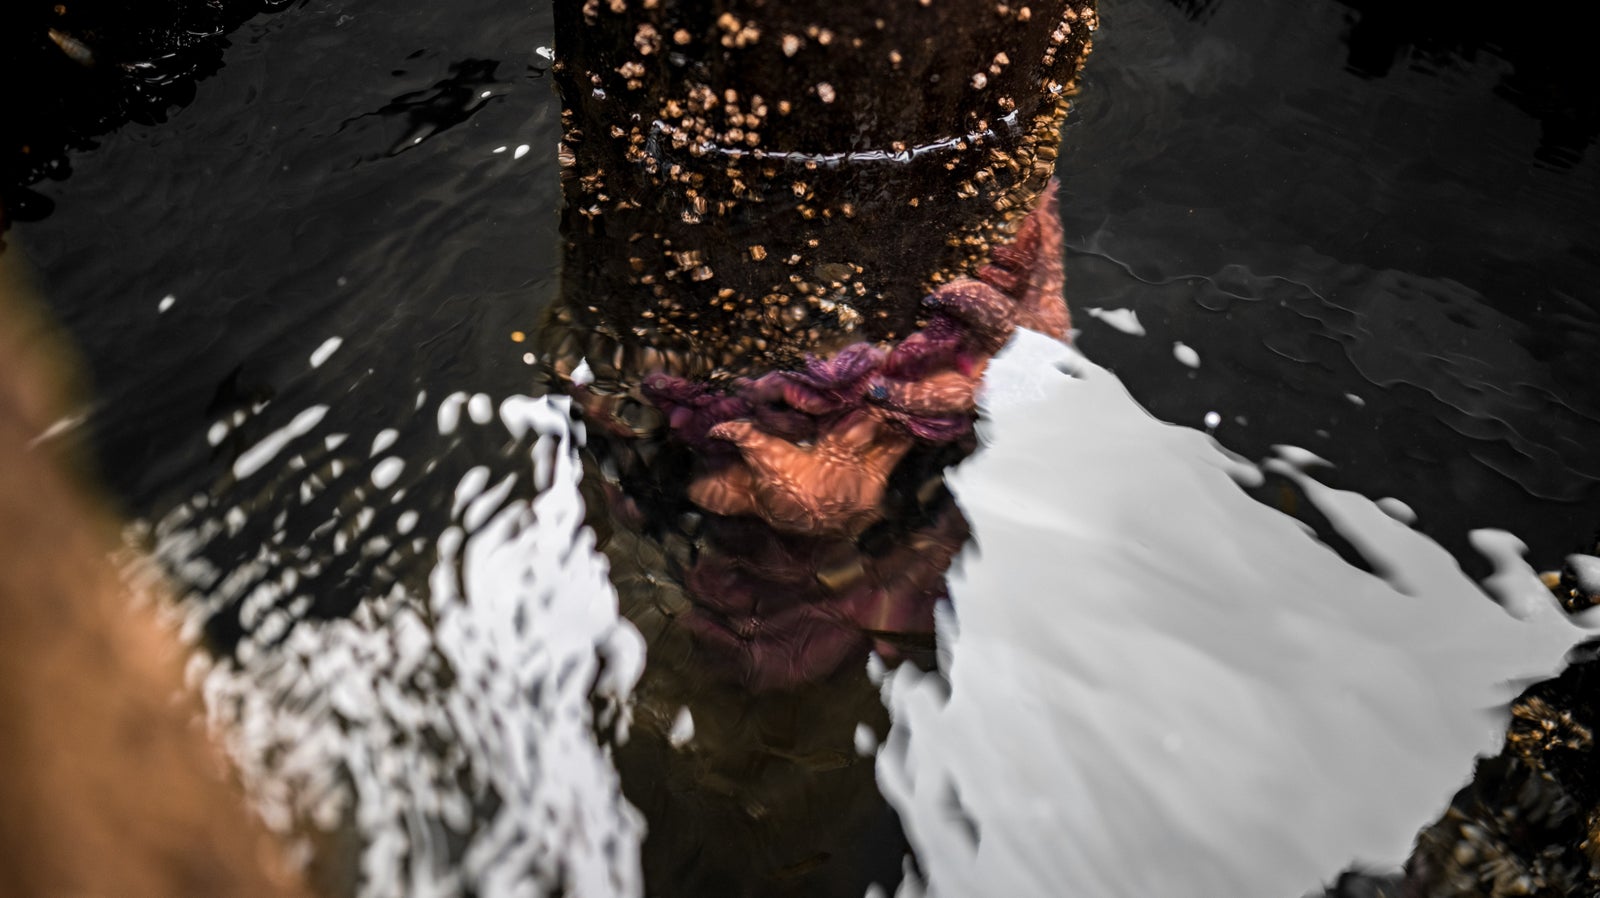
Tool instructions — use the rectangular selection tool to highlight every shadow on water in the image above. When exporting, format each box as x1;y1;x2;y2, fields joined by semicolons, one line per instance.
332;58;507;163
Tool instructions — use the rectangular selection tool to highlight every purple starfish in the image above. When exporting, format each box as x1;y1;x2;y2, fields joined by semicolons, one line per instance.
641;372;754;450
922;277;1018;354
674;502;969;691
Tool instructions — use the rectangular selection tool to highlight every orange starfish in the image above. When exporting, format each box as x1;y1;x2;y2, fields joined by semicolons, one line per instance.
870;367;983;418
924;278;1018;353
981;180;1069;340
687;409;914;537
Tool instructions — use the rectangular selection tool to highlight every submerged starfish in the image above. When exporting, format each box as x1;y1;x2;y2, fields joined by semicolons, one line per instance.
675;597;869;692
881;323;963;381
979;180;1068;338
687;409;914;537
641;373;753;450
674;503;970;690
555;181;1075;688
843;501;969;650
742;343;882;418
869;368;982;418
923;278;1019;354
783;341;884;394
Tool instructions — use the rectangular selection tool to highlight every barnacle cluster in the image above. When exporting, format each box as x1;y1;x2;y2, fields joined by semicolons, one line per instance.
548;0;1094;374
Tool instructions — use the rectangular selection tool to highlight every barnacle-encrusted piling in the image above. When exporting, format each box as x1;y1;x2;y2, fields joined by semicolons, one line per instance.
550;0;1096;377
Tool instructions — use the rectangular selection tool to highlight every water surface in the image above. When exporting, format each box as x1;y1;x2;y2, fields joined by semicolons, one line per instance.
8;0;1599;894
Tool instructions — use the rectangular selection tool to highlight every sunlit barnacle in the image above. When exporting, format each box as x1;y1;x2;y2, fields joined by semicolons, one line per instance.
1508;696;1594;758
47;28;96;66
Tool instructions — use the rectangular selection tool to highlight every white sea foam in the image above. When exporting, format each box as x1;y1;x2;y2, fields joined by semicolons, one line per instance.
233;405;329;479
370;429;398;456
668;707;695;748
1086;307;1146;336
1470;528;1559;621
28;410;88;447
1173;340;1201;368
437;392;468;435
1376;496;1416;525
370;457;405;489
310;337;344;368
878;329;1581;898
139;395;644;898
1569;554;1600;598
854;723;879;756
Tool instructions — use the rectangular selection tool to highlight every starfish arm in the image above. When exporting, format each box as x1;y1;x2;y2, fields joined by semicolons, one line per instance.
924;278;1016;352
776;378;840;414
821;408;891;454
971;180;1070;341
748;402;819;442
641;372;708;405
753;478;837;534
874;408;973;442
872;369;979;417
705;414;902;536
884;325;962;379
740;371;790;405
687;461;760;519
789;342;885;391
707;418;767;455
707;422;837;532
859;439;913;483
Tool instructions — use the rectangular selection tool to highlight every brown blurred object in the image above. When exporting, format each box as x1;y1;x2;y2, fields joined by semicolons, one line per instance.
0;256;309;898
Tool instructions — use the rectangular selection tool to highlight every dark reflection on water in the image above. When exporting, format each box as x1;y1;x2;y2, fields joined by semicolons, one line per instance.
7;0;1591;569
5;0;1600;894
0;0;302;221
1067;0;1599;576
1334;0;1596;168
14;0;564;509
333;58;507;162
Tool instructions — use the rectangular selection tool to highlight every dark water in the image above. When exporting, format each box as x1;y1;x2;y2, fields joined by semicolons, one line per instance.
14;0;1598;567
6;0;1599;893
1058;0;1599;572
14;0;565;519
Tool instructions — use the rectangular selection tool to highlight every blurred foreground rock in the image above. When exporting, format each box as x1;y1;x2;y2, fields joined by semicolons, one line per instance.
0;256;308;898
